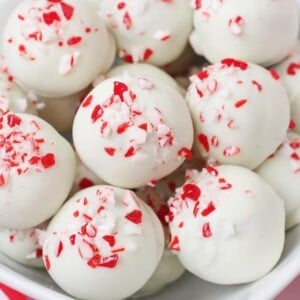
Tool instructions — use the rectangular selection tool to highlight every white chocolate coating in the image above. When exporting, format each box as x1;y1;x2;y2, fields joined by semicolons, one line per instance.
186;59;290;169
106;63;184;95
257;133;300;230
70;151;106;195
190;0;298;66
3;0;114;97
274;48;300;134
98;0;193;66
0;223;46;268
43;186;164;300
168;165;285;284
73;76;194;188
36;88;87;133
0;55;36;115
0;0;23;48
0;112;76;229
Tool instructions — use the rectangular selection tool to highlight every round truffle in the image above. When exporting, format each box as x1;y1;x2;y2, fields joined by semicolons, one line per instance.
167;164;285;284
43;186;164;300
257;133;300;230
190;0;298;66
0;223;46;268
186;59;290;169
3;0;114;97
0;112;76;229
98;0;193;66
73;76;194;188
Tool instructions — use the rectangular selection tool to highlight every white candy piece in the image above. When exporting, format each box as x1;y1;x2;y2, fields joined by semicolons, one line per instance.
36;89;87;133
0;112;76;229
190;0;298;66
98;0;193;66
0;55;36;115
186;59;290;169
70;151;106;195
73;76;194;188
274;48;300;134
106;63;184;95
257;133;300;230
0;223;46;268
43;186;164;300
168;165;285;284
3;0;115;97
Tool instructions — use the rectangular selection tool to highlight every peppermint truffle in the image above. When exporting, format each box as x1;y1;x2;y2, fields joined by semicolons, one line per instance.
3;0;115;97
190;0;298;66
0;112;76;229
257;133;300;230
73;76;194;188
0;223;46;268
43;186;164;300
98;0;193;66
168;165;285;284
186;59;290;169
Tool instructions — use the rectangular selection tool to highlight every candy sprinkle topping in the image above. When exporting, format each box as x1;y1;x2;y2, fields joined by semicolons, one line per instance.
0;112;56;188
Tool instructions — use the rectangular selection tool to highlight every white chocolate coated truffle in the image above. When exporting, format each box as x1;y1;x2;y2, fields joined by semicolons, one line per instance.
99;0;193;66
190;0;298;66
0;112;76;229
257;133;300;230
0;223;46;268
274;49;300;134
36;88;87;133
73;76;194;188
167;165;285;284
3;0;114;97
186;59;290;169
0;56;37;115
106;63;184;95
43;186;164;300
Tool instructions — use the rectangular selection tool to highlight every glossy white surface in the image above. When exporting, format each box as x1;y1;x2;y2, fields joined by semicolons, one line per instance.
0;226;299;300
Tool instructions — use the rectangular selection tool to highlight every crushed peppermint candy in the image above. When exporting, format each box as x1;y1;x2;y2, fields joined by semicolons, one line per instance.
167;165;234;250
80;79;181;162
0;112;56;188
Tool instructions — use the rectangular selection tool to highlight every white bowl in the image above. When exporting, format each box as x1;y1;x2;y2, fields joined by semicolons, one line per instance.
0;225;299;300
